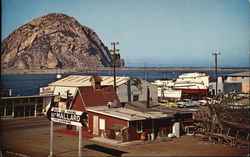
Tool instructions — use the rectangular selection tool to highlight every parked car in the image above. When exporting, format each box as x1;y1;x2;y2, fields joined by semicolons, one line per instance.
197;99;208;106
159;99;178;107
177;99;197;108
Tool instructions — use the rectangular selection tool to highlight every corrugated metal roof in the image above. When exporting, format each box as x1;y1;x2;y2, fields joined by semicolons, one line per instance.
125;101;194;114
86;106;172;121
49;75;130;87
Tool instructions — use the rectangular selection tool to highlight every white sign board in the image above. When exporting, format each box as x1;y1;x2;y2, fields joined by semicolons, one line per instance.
40;86;55;95
50;107;85;127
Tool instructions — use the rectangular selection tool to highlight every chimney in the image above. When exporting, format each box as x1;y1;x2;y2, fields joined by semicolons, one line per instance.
91;75;102;90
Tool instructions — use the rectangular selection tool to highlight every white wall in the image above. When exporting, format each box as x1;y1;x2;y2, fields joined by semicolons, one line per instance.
139;80;158;102
226;76;249;84
117;79;158;103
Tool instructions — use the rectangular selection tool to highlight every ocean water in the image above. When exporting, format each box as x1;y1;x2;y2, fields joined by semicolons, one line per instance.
1;70;241;96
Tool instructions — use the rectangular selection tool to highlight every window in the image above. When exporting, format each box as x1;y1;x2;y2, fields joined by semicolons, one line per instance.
136;121;143;133
0;105;4;116
36;104;43;114
37;97;43;103
133;95;139;101
14;99;21;104
30;98;36;103
99;118;105;130
4;99;12;106
25;105;34;117
6;104;13;116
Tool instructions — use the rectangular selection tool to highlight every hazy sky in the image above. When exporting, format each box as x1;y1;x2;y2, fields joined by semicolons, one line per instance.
2;0;250;67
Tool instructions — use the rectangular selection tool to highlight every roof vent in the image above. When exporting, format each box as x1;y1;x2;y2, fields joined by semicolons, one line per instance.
107;100;117;108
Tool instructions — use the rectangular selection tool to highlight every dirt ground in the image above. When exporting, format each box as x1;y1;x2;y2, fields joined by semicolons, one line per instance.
2;123;249;157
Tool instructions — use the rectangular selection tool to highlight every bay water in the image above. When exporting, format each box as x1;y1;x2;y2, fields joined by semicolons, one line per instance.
1;70;241;96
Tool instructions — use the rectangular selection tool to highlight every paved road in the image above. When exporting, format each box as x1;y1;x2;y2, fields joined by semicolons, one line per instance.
1;116;249;157
1;116;52;130
1;116;64;157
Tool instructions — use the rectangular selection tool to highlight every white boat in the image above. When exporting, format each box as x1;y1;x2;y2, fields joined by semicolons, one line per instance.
157;87;182;101
153;72;210;99
152;80;181;101
173;72;210;99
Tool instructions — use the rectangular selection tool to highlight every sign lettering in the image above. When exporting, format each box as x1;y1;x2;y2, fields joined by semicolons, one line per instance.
48;107;87;127
40;86;54;95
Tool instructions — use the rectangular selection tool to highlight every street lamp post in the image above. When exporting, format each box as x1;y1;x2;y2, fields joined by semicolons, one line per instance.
110;42;119;92
212;52;221;96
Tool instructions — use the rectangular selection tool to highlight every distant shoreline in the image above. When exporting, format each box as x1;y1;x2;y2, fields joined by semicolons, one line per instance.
1;67;249;75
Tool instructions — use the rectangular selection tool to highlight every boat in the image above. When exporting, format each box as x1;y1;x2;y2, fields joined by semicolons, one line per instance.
209;102;250;133
192;97;249;146
152;80;182;101
153;72;210;100
172;72;210;99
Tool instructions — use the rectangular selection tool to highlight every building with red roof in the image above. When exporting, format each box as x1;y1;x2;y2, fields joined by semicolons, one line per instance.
67;75;174;141
50;75;192;142
71;85;122;112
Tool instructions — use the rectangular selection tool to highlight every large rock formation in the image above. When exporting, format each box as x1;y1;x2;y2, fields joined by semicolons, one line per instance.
1;13;113;70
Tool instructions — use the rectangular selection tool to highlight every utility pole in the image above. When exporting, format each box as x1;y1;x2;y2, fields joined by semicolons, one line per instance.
110;42;119;92
212;52;221;96
144;63;148;81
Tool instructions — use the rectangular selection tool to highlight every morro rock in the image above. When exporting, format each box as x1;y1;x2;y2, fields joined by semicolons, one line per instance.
1;13;112;70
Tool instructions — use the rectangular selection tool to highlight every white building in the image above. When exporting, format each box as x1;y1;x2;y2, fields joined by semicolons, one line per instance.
40;75;158;105
1;95;51;119
216;71;250;94
225;72;250;93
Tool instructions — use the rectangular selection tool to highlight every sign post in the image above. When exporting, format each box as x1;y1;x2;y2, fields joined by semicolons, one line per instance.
48;121;54;157
47;107;87;157
78;126;82;157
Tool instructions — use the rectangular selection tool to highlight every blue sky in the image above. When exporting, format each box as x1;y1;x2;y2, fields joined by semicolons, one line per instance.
2;0;250;67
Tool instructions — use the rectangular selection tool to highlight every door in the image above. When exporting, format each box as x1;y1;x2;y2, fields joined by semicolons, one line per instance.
93;116;99;135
